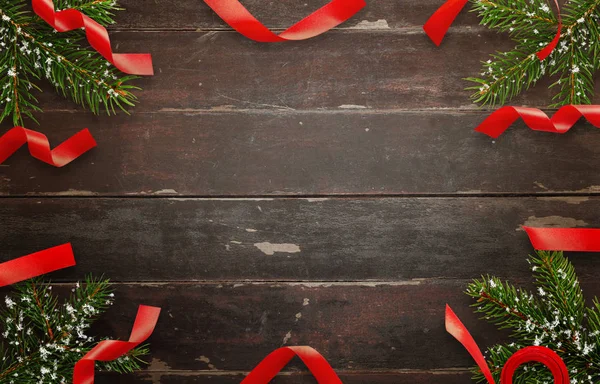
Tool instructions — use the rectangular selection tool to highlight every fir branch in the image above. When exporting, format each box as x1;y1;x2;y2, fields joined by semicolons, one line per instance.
467;0;600;107
466;251;600;384
53;0;122;26
0;276;151;383
0;0;139;125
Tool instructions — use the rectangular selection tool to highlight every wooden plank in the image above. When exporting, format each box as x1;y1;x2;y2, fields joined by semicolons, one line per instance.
98;371;472;384
113;0;481;30
64;281;506;370
63;281;600;371
3;111;600;196
1;197;600;281
30;30;582;112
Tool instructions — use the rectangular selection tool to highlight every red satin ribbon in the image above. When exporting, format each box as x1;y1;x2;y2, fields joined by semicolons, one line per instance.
501;346;568;384
0;244;160;383
475;105;600;138
424;0;561;60
536;2;562;61
32;0;153;75
203;0;366;42
0;243;75;287
446;305;569;384
73;305;161;384
445;305;495;384
241;346;342;384
0;127;96;167
423;0;468;46
524;227;600;251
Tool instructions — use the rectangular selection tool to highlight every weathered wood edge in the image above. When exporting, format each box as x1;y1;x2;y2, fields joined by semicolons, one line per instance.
97;369;472;384
3;110;600;196
110;0;481;31
2;197;600;281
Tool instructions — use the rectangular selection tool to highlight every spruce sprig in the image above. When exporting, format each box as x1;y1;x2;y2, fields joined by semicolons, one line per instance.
0;0;139;126
466;251;600;384
0;276;150;383
467;0;600;107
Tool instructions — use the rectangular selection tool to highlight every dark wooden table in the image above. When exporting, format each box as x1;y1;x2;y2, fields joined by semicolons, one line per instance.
2;1;600;383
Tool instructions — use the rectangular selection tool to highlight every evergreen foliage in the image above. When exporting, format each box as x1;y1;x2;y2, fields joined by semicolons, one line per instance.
467;0;600;107
467;250;600;384
0;276;149;383
0;0;139;126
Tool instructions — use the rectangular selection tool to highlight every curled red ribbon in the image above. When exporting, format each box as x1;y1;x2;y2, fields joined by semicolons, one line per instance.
73;304;161;384
424;0;561;60
241;346;342;384
0;245;161;383
446;305;569;384
475;105;600;138
203;0;366;42
0;127;96;167
501;346;569;384
32;0;153;75
524;227;600;251
423;0;468;46
0;243;75;287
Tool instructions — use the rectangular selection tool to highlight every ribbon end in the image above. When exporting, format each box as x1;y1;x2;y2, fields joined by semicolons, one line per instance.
79;128;98;148
474;125;501;139
423;25;443;46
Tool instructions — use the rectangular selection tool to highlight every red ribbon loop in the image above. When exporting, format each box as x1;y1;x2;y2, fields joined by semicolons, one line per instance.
32;0;153;75
0;243;76;287
203;0;366;42
446;305;569;384
73;305;161;384
424;0;561;60
524;227;600;251
501;346;569;384
0;127;96;167
475;105;600;138
241;346;342;384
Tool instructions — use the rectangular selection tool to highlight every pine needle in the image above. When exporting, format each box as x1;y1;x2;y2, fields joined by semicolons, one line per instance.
466;251;600;383
468;0;600;106
0;0;139;125
0;276;150;382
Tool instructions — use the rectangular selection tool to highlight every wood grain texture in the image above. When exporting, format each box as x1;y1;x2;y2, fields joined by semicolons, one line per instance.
97;371;472;384
114;0;480;30
3;111;600;196
2;0;591;382
66;280;600;371
81;281;504;371
1;197;599;282
28;30;592;113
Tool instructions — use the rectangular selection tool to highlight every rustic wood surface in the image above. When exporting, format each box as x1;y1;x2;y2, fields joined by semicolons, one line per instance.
1;0;599;383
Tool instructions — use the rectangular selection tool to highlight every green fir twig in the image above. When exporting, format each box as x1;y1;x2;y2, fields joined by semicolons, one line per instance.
0;276;150;383
467;251;600;383
467;0;600;107
0;0;139;126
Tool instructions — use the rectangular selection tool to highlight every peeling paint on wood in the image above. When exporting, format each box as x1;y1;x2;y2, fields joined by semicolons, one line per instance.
338;105;368;109
519;215;588;230
153;189;179;195
254;242;301;256
350;19;391;29
537;196;590;205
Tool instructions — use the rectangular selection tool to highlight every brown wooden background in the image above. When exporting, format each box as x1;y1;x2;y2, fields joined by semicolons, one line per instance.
2;1;600;383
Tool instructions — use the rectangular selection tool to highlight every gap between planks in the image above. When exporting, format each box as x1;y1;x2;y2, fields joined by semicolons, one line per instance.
47;279;456;287
29;107;556;114
130;368;472;375
2;192;600;199
106;26;486;34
